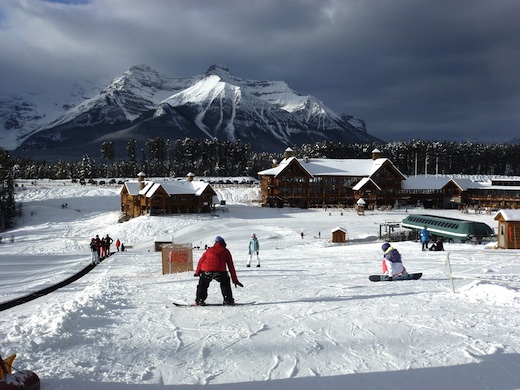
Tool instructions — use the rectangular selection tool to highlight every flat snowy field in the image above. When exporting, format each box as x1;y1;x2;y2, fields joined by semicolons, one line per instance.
1;180;519;389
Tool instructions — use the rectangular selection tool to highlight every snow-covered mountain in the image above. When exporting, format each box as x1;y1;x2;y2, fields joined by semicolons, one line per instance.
6;64;381;160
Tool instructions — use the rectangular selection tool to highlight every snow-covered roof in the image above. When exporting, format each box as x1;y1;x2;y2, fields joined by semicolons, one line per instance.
122;180;212;197
494;209;520;221
353;177;382;191
331;227;348;233
119;182;143;196
402;176;480;191
258;156;405;179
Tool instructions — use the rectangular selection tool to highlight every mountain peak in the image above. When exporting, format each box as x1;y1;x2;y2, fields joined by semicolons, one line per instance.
205;64;231;78
10;64;382;160
128;64;156;73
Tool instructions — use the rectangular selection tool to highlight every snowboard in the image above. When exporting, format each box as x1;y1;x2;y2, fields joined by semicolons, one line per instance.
171;299;255;307
369;273;422;282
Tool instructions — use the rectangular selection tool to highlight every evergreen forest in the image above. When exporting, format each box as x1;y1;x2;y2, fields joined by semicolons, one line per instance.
1;138;519;230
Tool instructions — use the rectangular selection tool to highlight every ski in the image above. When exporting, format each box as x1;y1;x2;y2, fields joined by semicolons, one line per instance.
369;272;422;282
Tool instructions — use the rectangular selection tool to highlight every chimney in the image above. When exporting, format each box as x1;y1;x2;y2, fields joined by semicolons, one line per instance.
284;147;294;160
272;159;279;168
371;148;381;160
187;172;195;182
137;172;146;190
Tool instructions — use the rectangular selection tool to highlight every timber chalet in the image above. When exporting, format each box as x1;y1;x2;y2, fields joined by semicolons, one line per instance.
119;172;217;218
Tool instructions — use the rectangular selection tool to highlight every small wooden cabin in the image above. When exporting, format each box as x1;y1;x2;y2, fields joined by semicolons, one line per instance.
331;227;348;243
494;209;520;249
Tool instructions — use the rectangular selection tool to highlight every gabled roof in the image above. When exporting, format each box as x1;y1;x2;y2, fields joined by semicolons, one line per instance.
120;180;215;198
258;157;405;179
118;182;142;196
494;209;520;221
353;177;382;191
331;227;348;233
401;176;479;191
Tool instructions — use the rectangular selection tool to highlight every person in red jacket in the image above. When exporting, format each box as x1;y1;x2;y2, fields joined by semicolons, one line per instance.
194;236;243;306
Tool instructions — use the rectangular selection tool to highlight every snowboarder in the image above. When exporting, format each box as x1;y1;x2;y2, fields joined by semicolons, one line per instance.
247;233;260;267
381;242;407;277
420;226;430;251
194;236;243;306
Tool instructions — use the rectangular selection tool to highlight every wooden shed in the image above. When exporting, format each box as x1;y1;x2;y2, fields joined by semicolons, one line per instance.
494;209;520;249
331;227;348;243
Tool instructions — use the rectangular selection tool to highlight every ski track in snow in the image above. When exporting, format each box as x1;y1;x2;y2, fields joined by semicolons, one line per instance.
1;181;520;389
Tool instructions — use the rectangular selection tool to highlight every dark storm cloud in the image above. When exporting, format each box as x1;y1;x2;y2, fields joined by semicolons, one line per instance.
0;0;518;143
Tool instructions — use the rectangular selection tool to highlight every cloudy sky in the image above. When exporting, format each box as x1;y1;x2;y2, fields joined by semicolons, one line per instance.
1;0;519;143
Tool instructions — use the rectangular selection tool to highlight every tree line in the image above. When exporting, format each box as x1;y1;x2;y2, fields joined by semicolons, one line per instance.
1;138;519;229
7;138;520;180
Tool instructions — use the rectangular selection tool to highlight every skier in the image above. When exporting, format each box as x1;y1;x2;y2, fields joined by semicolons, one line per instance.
420;226;430;251
381;242;407;278
194;236;243;306
247;233;260;267
115;238;121;252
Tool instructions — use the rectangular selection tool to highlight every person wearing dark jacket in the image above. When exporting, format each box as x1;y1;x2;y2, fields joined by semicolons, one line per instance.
429;239;445;251
194;236;243;306
381;242;407;277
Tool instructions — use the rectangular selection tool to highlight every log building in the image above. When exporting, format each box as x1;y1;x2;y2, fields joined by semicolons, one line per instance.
119;172;217;219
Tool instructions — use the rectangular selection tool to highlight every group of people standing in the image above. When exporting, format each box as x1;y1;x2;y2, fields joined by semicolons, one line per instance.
89;234;117;265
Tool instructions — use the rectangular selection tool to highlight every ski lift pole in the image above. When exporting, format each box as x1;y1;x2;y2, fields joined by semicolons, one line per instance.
445;252;455;293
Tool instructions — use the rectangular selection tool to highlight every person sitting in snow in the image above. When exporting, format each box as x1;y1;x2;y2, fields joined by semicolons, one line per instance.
194;236;243;306
381;242;407;278
429;238;445;251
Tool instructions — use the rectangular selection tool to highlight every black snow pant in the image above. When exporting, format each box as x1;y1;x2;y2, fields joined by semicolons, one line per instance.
196;271;233;304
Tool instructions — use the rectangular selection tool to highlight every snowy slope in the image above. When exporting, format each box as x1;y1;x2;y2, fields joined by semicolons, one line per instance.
1;180;519;389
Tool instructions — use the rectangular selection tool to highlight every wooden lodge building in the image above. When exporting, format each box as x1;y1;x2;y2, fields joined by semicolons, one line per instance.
258;148;520;210
119;172;217;219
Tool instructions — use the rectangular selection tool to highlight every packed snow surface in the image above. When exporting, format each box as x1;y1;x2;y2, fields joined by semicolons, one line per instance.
1;180;519;389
